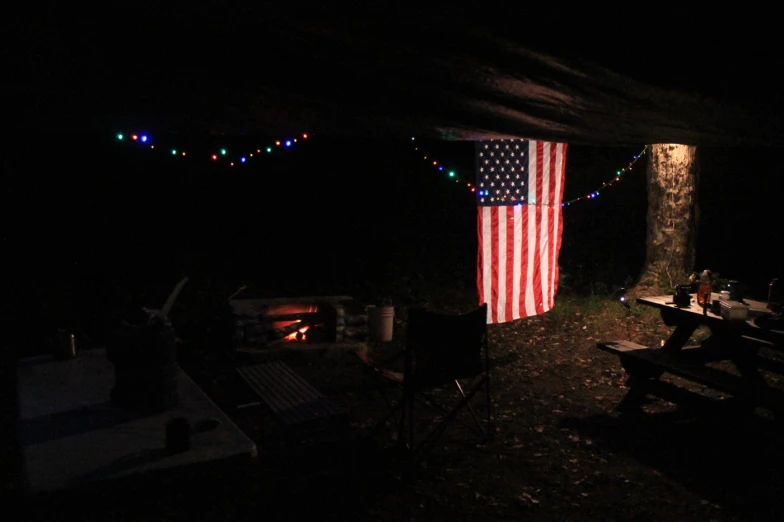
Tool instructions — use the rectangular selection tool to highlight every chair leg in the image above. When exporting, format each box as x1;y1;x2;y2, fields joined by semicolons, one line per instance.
412;392;483;433
417;378;487;456
455;379;486;438
369;404;399;438
395;391;414;451
381;392;401;430
361;387;407;448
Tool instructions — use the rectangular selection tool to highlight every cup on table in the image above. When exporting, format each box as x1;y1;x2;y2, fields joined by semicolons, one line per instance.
674;285;692;307
727;280;742;301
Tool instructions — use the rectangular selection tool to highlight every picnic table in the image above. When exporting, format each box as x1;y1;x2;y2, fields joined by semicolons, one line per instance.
598;292;784;418
16;348;257;495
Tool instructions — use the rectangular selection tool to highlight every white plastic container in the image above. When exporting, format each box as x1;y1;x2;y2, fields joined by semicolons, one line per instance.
367;305;394;342
720;300;749;320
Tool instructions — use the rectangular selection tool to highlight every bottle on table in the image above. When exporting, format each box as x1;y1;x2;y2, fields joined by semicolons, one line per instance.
696;270;712;307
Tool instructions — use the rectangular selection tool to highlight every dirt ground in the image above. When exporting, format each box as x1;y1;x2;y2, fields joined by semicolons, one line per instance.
4;295;784;522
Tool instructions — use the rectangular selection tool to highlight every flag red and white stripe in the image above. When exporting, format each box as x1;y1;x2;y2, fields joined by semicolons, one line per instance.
476;140;567;324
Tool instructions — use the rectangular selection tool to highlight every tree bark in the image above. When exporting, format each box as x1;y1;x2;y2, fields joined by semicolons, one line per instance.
633;144;699;295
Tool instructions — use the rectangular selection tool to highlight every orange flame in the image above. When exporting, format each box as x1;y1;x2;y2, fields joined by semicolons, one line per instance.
285;325;309;341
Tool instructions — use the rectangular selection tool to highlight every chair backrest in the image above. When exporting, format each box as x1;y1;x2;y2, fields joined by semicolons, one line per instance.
405;304;488;387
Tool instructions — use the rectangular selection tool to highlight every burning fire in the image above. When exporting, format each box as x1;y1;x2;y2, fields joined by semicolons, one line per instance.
268;304;319;342
285;322;310;341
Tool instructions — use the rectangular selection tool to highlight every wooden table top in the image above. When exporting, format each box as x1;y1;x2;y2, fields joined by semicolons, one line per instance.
637;292;770;317
637;293;783;344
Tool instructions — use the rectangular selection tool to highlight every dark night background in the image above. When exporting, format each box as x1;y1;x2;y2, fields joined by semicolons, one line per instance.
5;132;782;348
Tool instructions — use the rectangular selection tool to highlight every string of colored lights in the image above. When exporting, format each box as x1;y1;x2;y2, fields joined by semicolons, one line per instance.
115;131;309;166
410;137;648;207
410;137;477;193
561;145;648;206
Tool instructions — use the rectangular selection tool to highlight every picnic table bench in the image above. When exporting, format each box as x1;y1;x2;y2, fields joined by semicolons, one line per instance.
236;362;347;427
597;339;784;415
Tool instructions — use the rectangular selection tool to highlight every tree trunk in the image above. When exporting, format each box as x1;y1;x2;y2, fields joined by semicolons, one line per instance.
633;144;699;295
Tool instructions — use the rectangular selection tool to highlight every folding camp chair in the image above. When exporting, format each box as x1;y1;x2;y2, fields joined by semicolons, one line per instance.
357;304;491;459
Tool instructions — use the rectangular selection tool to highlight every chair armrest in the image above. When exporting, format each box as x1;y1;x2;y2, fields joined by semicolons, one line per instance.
354;351;404;383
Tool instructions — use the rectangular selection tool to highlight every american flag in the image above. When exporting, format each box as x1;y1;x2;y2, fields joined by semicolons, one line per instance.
476;139;567;324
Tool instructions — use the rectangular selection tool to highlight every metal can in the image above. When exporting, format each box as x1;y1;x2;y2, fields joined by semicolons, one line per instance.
54;329;76;360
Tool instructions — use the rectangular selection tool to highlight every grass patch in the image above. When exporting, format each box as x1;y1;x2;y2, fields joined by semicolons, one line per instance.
552;292;647;323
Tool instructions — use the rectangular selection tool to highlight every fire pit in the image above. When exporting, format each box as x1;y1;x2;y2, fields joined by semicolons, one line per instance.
230;296;369;352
